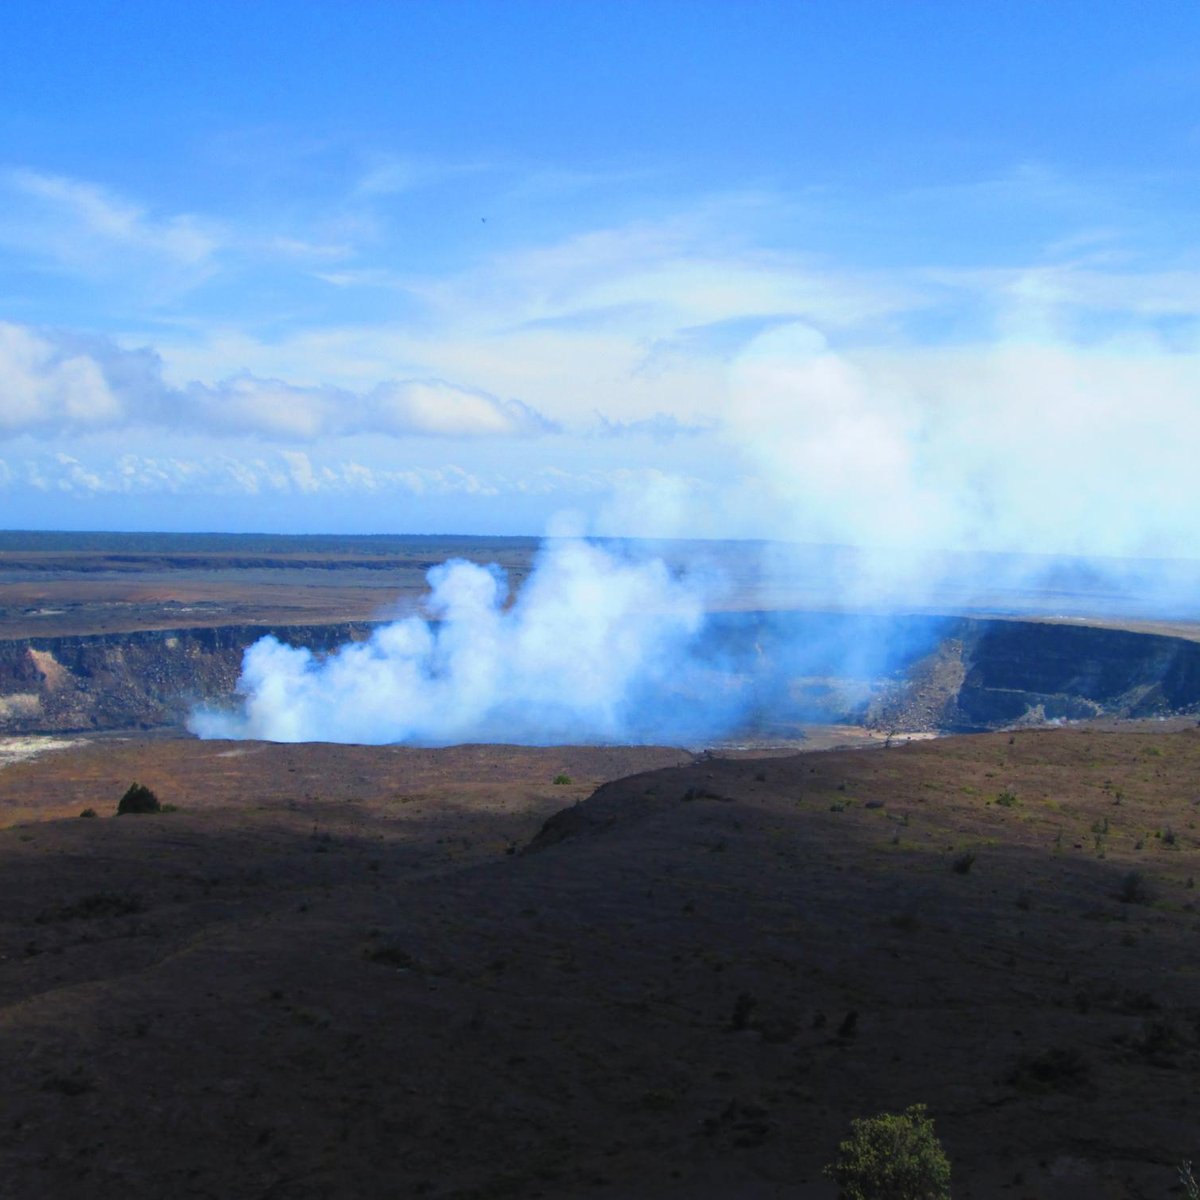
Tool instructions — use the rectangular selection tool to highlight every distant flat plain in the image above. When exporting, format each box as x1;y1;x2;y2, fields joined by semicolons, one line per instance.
1;530;1197;641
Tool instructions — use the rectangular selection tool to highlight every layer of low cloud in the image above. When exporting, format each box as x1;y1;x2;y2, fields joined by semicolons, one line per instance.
0;449;564;500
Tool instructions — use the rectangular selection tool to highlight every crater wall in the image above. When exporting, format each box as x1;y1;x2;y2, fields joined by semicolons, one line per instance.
0;623;375;734
0;614;1197;737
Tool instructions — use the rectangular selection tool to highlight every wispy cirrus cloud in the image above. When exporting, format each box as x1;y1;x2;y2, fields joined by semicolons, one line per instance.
0;168;223;275
0;167;357;316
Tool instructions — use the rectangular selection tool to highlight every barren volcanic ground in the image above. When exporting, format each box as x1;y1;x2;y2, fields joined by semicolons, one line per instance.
0;533;543;638
1;726;1199;1198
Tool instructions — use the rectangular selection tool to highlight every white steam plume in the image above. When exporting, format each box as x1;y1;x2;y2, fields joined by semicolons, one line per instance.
190;538;745;745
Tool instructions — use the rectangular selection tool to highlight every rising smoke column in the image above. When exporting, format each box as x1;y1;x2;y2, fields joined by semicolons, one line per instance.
189;537;747;745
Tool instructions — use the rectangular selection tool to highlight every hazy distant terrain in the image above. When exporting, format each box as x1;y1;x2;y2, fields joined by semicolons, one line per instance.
2;532;1199;639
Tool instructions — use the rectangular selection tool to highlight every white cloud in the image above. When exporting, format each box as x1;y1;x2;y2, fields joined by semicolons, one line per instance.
0;322;555;442
591;412;715;442
371;380;555;437
0;323;125;433
12;449;519;501
184;374;345;440
279;450;321;494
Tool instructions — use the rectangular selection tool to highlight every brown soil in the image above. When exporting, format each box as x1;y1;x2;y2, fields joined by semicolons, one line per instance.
1;727;1198;1198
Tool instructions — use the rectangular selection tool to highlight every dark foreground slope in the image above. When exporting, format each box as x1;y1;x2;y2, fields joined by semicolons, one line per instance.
3;612;1200;737
0;728;1197;1198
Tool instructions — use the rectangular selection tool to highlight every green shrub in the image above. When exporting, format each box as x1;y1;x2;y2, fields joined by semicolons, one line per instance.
116;782;161;815
552;774;572;786
824;1103;951;1200
995;789;1018;808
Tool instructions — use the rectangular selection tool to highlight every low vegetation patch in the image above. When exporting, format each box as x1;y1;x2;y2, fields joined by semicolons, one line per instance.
38;891;144;923
364;943;417;969
1007;1046;1091;1095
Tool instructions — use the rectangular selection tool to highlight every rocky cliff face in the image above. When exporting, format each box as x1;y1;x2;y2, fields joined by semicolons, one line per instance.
0;624;377;734
949;618;1200;729
0;615;1197;738
858;616;1200;732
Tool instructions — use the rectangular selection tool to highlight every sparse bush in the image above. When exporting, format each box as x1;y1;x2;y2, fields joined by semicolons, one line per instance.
824;1103;951;1200
364;943;416;969
78;808;97;819
1180;1160;1199;1200
116;782;161;815
40;892;144;922
1007;1046;1090;1095
1118;870;1155;905
995;789;1018;808
729;992;757;1031
952;851;976;875
552;774;572;786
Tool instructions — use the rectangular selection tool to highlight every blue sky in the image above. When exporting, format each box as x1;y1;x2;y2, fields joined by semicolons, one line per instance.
2;1;1199;555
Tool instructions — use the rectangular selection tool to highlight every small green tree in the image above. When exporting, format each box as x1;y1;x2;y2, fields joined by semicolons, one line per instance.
116;782;161;815
825;1104;951;1200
